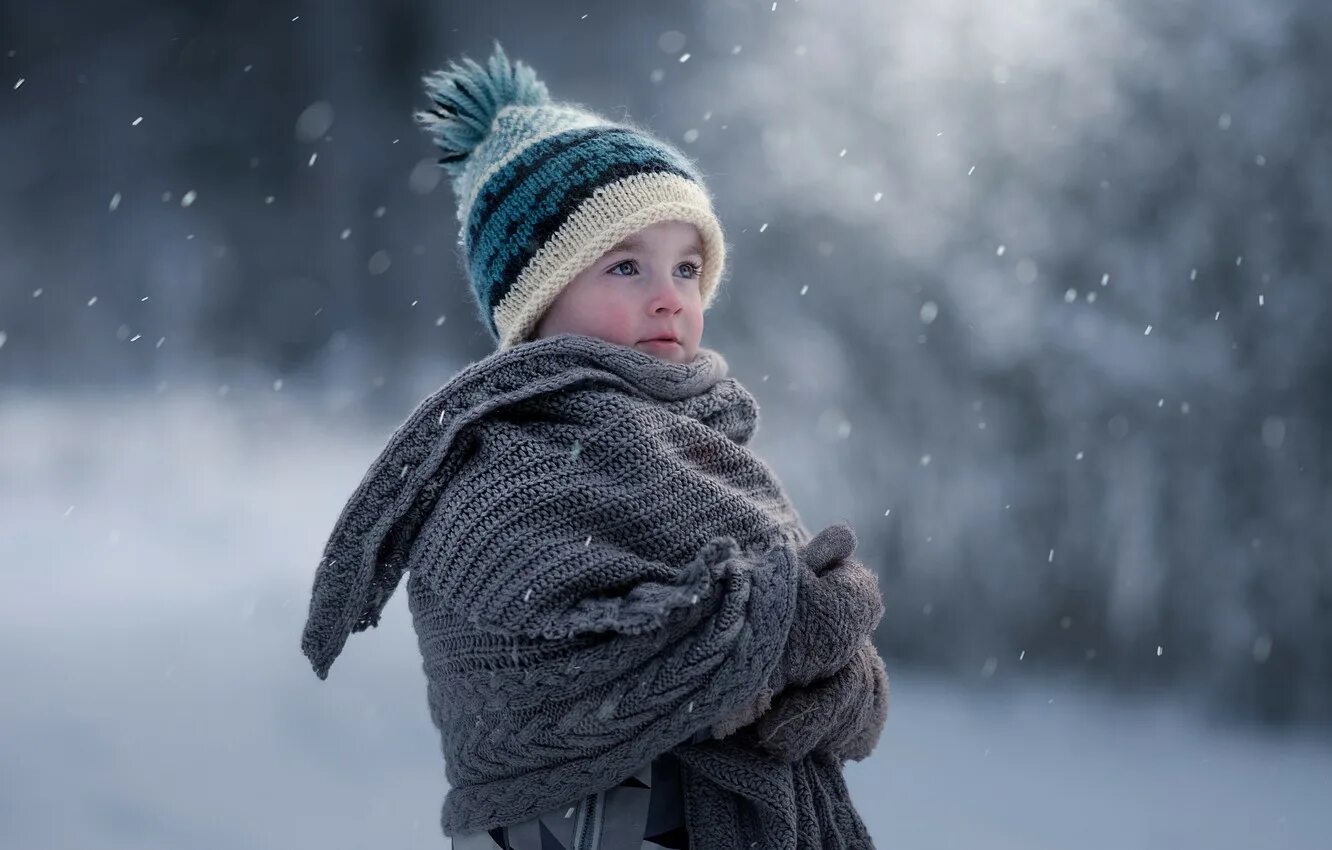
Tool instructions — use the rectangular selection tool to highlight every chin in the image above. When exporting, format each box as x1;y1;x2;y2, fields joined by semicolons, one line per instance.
635;339;693;362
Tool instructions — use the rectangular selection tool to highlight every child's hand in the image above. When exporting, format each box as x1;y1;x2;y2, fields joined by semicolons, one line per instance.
777;522;885;690
708;523;883;741
800;521;858;577
752;638;889;763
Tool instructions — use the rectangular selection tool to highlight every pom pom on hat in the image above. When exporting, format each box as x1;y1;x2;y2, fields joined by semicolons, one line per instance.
414;41;550;179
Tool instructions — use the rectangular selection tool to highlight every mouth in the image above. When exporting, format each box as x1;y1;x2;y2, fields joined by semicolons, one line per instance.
640;335;680;345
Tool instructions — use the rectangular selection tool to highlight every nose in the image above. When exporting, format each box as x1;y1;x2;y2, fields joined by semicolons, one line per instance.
649;275;684;314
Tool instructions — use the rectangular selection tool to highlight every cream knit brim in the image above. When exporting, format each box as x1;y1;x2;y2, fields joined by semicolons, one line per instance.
494;171;726;350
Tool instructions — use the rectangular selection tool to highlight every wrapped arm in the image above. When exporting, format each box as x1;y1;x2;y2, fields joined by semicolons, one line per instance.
418;535;807;832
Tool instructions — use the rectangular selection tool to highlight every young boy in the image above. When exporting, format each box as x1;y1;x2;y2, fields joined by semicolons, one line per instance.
300;42;888;850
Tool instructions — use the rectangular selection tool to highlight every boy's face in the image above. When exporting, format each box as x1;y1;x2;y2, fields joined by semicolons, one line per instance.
533;220;705;364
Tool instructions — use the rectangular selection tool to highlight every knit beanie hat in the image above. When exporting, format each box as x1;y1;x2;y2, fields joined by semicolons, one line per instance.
414;41;727;350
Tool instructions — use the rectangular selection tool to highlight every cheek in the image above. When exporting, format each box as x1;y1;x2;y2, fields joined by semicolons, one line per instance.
576;288;640;339
683;298;704;339
601;302;644;337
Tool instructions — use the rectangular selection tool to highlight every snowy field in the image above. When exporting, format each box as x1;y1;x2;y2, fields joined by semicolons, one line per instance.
2;389;1328;850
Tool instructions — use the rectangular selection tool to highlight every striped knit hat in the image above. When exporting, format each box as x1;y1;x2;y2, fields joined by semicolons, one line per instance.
414;41;727;350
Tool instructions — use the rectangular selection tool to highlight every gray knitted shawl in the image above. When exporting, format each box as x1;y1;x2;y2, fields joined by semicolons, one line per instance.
301;333;877;848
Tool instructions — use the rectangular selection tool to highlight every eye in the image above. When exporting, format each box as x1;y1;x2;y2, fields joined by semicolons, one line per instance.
677;261;702;279
608;259;637;276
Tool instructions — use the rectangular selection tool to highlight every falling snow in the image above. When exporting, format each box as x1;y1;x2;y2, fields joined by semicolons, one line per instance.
2;8;1328;800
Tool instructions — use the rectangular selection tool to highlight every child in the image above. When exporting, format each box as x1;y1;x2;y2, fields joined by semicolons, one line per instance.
300;42;889;849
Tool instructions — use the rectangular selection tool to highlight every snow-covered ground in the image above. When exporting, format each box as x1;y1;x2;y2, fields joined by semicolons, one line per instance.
3;390;1328;849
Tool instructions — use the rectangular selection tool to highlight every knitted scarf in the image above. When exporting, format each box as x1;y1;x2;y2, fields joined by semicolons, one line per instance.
300;333;879;848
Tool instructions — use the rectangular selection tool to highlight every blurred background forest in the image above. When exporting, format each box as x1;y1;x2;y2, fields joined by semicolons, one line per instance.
3;1;1330;847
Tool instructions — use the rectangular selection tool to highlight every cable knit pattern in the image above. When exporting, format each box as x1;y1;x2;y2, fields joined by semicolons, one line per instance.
299;333;883;848
677;743;877;849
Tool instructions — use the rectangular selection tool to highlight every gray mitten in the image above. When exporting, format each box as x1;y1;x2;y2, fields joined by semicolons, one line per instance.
752;637;890;763
776;522;885;690
710;522;884;739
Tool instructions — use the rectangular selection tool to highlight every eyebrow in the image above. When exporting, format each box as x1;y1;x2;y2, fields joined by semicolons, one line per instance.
606;235;704;258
